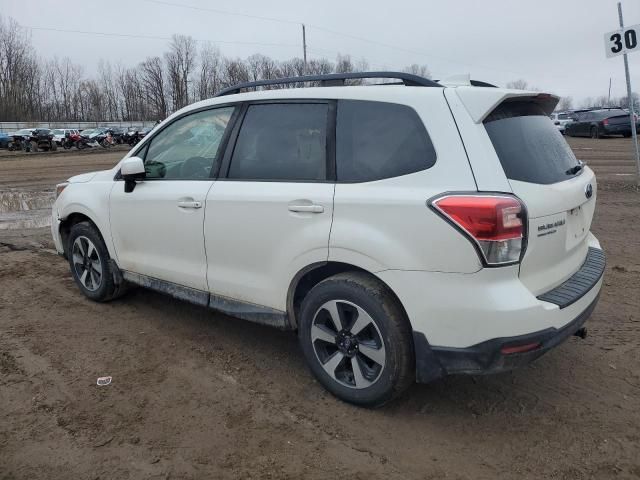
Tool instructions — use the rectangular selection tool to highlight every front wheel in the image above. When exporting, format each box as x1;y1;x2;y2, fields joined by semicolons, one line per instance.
67;222;124;302
298;272;414;407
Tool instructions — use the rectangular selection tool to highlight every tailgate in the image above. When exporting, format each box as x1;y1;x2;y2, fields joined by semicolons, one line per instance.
510;170;596;294
479;96;597;295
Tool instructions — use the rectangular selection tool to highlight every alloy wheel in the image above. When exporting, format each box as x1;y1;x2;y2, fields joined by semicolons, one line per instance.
71;236;102;292
311;300;386;389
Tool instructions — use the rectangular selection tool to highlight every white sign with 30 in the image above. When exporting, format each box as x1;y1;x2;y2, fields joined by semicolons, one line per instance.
605;25;640;58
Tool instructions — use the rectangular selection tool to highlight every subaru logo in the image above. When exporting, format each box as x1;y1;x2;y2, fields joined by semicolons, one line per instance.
585;183;593;199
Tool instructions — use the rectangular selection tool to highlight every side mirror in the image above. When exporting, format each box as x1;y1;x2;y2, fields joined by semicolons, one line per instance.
121;156;145;193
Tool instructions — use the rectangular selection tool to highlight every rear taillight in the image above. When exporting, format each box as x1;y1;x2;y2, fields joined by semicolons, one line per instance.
602;118;609;126
430;194;526;266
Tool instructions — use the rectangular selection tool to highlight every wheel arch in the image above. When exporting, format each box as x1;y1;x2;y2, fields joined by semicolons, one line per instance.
286;261;410;331
59;210;109;258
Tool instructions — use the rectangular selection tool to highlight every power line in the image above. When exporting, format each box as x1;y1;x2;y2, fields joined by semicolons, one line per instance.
142;0;300;26
138;0;523;76
24;25;303;50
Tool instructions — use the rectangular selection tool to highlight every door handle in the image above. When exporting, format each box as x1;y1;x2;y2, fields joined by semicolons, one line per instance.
288;204;324;213
177;200;202;209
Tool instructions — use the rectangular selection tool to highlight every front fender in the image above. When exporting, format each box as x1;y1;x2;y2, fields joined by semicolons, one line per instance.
55;181;117;260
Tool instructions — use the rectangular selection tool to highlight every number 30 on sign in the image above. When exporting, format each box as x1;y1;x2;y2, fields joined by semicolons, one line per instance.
605;25;639;58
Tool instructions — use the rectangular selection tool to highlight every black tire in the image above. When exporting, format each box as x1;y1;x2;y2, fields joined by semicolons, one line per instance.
590;126;599;139
623;133;632;138
67;221;126;302
298;272;414;407
63;142;71;150
51;141;57;151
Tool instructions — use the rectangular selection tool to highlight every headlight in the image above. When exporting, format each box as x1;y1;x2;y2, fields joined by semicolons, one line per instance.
56;182;69;199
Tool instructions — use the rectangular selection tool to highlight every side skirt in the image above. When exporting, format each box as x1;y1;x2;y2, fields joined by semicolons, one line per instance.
121;271;291;329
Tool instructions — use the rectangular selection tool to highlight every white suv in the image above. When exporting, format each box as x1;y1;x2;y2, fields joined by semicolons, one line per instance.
550;111;573;134
51;72;604;407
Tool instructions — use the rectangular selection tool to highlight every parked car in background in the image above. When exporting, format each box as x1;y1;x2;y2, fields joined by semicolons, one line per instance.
8;128;57;151
7;128;35;151
565;108;640;138
108;126;126;143
550;112;573;134
0;132;9;148
52;129;80;145
52;72;604;407
31;128;58;151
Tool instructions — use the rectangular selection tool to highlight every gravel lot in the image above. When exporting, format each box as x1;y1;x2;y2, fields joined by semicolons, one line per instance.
1;138;639;479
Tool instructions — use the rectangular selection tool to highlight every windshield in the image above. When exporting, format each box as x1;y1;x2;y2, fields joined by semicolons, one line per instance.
52;129;63;135
484;101;581;185
15;129;32;135
558;113;570;120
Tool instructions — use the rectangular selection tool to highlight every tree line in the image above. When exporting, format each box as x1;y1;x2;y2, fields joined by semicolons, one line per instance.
0;15;430;122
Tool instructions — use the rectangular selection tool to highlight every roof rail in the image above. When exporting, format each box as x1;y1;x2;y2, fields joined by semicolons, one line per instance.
214;71;441;97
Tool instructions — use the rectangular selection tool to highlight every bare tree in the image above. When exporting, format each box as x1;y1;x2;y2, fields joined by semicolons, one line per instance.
403;64;431;79
165;34;196;111
222;57;249;88
506;79;529;90
140;56;168;119
557;96;574;111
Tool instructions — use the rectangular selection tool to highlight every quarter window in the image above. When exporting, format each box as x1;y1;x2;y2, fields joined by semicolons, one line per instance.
228;103;328;181
336;100;436;182
143;107;234;180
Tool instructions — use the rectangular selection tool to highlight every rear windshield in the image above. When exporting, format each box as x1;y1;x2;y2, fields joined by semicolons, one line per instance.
484;101;581;184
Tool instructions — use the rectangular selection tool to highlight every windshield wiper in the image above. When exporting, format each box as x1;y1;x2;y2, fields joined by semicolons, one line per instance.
566;162;584;175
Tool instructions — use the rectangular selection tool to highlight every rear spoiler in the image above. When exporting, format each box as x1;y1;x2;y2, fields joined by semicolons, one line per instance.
454;88;559;124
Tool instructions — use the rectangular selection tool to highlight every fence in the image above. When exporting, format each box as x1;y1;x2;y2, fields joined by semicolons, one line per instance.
0;121;157;131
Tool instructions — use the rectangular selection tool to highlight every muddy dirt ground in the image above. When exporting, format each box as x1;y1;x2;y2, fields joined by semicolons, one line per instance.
1;139;639;479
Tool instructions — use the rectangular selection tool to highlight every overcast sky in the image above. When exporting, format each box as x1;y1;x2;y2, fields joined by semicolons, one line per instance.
4;0;640;104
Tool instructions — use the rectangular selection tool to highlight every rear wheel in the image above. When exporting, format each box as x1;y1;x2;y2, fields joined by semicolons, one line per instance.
590;126;599;139
623;132;632;138
298;272;414;407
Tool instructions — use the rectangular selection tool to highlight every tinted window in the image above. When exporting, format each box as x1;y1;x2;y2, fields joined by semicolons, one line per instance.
143;107;234;180
484;101;581;184
558;113;569;120
228;103;327;181
595;109;626;120
336;100;436;182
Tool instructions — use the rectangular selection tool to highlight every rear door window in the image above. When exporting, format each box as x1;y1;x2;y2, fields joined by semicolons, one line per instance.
484;101;581;185
336;100;436;182
228;103;328;181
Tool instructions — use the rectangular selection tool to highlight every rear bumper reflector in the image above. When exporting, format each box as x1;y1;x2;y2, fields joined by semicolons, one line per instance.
537;247;605;309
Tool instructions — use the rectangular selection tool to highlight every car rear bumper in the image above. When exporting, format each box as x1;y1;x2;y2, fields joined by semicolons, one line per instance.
413;292;600;382
376;237;605;383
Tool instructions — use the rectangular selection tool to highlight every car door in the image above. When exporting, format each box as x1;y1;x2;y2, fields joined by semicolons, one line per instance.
580;112;593;136
110;105;237;291
204;101;335;312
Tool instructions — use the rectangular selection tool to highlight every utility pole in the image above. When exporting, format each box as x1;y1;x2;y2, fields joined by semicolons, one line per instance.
608;77;612;106
302;24;307;73
617;2;640;185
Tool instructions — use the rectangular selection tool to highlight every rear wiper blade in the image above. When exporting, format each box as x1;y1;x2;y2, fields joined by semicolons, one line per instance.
566;162;584;175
